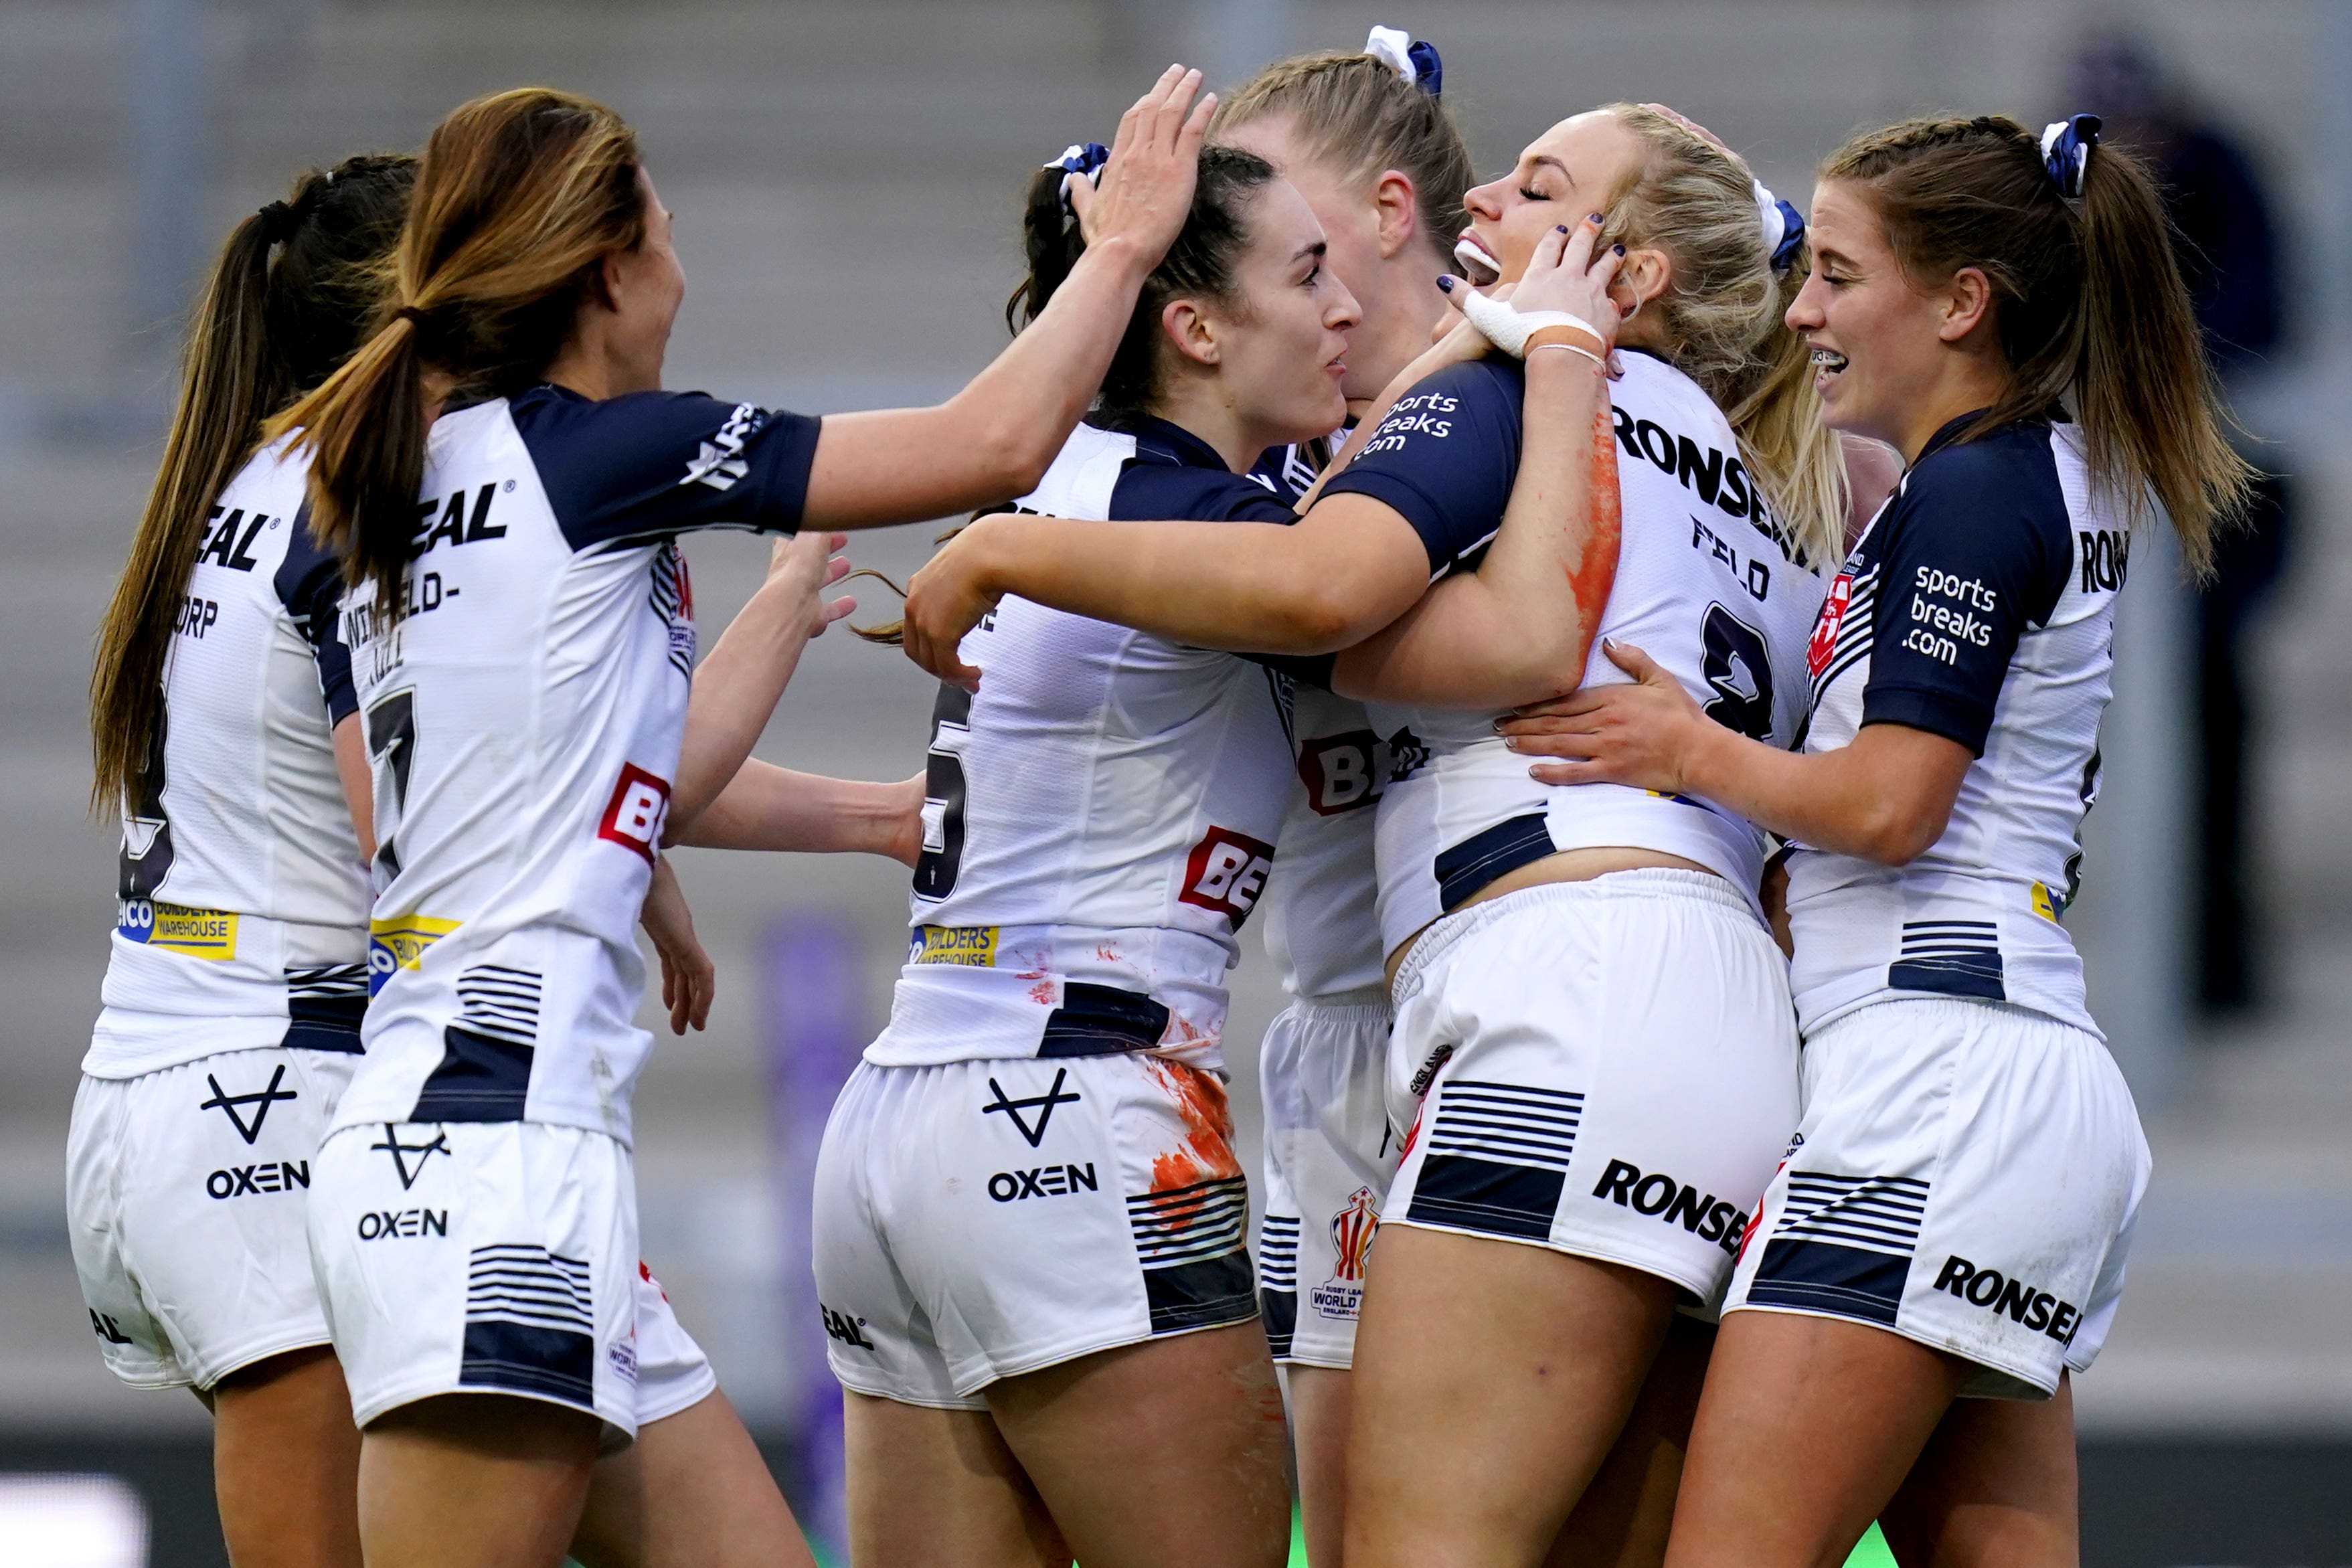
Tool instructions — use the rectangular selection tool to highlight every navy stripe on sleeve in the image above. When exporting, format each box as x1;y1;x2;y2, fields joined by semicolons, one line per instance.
277;504;358;724
511;385;823;551
1859;421;2073;756
1317;358;1522;581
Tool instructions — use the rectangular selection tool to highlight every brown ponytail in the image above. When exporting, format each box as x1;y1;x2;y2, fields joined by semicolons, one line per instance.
90;153;415;814
1821;114;2254;578
270;88;647;614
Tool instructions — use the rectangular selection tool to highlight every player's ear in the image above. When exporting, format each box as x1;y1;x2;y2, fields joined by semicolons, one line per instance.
1161;297;1221;367
1371;169;1418;260
1938;265;1995;343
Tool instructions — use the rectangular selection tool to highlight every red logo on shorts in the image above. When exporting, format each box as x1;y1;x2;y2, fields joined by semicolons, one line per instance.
1807;572;1854;679
1330;1187;1379;1282
1179;826;1276;928
598;763;672;863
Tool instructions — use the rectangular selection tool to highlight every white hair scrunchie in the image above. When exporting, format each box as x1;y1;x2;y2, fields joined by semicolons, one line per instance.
1363;25;1415;81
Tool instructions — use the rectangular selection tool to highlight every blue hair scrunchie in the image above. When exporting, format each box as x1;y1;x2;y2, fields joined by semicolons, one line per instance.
1365;27;1443;100
2039;113;2102;201
1407;39;1443;99
1043;141;1110;217
1752;179;1808;273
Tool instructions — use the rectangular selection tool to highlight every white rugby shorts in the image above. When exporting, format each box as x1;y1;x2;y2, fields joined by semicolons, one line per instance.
813;1053;1259;1408
1384;870;1801;1310
1256;995;1396;1369
1726;996;2149;1399
69;1043;359;1390
309;1120;643;1441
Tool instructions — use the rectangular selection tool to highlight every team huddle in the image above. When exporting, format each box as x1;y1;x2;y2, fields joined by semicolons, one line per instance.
71;25;2253;1568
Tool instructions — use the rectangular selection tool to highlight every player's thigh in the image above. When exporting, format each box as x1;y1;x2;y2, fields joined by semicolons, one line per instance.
1663;1310;1966;1568
574;1389;813;1568
1877;1375;2078;1568
1346;1224;1680;1568
843;1389;1070;1568
359;1393;601;1568
209;1345;363;1568
1546;1313;1714;1568
985;1320;1289;1568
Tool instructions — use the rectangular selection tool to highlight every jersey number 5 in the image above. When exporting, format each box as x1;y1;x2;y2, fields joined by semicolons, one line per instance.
1699;604;1776;742
365;689;417;877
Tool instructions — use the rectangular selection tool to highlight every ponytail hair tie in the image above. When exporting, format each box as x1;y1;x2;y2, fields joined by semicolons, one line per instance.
255;200;298;246
394;304;430;329
1363;26;1443;98
1753;179;1807;272
1044;141;1110;217
2040;113;2102;200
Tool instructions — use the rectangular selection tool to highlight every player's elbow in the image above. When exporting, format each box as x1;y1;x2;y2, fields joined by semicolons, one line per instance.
1279;575;1377;655
969;405;1064;501
1854;792;1952;865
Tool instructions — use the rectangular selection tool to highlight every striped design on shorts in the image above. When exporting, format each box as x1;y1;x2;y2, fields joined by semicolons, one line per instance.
1127;1176;1256;1336
1406;1080;1585;1241
1257;1212;1301;1359
1745;1171;1930;1328
458;1243;596;1405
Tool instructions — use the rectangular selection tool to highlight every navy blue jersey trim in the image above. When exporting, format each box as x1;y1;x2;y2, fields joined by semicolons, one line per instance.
276;504;359;723
511;384;822;551
1434;812;1555;912
1406;1155;1564;1240
1038;982;1171;1057
1259;1286;1299;1358
1859;689;1993;757
410;1023;533;1121
1745;1237;1910;1326
1143;1251;1258;1334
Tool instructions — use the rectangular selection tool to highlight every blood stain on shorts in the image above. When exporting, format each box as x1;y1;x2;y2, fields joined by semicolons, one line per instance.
1144;1059;1240;1192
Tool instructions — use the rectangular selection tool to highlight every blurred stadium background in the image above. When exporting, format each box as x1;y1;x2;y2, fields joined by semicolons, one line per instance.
2;2;2347;1563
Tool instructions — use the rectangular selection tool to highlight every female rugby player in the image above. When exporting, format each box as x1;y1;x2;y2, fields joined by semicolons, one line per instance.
1205;28;1473;1565
898;105;1847;1568
826;129;1626;1568
76;153;871;1568
265;73;1213;1567
1501;114;2252;1568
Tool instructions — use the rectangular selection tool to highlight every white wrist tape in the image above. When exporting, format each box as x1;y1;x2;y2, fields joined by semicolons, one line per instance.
1456;288;1602;360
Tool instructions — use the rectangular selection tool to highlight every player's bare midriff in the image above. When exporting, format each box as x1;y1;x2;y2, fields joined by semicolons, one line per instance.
1383;845;1719;990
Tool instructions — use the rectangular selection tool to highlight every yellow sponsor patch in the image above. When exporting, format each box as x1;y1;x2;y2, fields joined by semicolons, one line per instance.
914;926;999;967
2029;881;2060;923
368;913;462;992
116;900;238;960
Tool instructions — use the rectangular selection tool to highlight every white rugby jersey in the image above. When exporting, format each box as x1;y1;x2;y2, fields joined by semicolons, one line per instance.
1321;351;1827;956
91;437;371;1077
867;415;1301;1070
1247;436;1388;1002
1259;685;1388;1001
331;385;819;1143
1786;416;2122;1038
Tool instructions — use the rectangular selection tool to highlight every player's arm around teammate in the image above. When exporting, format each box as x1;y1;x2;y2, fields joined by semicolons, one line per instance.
1203;33;1478;1568
898;211;1628;709
817;142;1365;1568
1501;115;2252;1568
909;105;1852;1568
260;70;1209;1568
